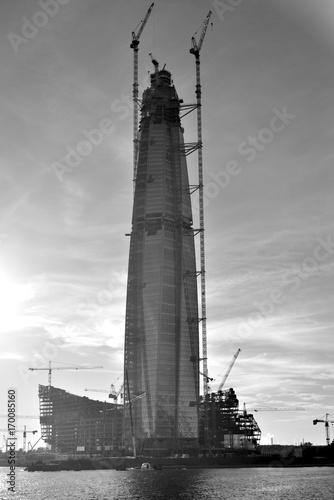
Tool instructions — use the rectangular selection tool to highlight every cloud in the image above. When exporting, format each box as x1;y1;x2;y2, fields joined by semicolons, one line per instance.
0;352;24;360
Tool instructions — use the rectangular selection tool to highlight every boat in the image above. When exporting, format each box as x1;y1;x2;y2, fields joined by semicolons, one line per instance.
141;462;155;470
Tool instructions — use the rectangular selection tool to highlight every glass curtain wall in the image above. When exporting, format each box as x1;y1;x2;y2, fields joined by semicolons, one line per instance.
124;69;199;456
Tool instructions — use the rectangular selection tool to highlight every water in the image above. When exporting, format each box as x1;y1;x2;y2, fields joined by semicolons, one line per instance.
1;467;333;499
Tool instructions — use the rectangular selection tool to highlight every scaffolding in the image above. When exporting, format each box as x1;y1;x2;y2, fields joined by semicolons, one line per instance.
199;388;261;453
38;385;123;454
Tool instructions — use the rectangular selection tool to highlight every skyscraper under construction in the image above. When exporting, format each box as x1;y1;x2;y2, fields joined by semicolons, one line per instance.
123;66;200;456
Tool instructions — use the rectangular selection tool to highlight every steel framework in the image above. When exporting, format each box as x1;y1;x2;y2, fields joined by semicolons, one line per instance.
38;385;123;454
200;388;261;451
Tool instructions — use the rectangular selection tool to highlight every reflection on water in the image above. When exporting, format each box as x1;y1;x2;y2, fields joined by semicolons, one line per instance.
0;467;333;499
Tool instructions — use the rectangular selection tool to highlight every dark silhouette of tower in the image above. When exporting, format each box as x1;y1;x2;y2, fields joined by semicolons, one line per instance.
124;66;199;456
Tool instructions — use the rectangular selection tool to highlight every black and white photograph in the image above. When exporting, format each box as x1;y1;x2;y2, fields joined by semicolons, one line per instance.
0;0;333;498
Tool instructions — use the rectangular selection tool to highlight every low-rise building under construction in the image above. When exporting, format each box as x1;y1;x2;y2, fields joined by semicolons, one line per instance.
38;385;123;454
199;388;261;453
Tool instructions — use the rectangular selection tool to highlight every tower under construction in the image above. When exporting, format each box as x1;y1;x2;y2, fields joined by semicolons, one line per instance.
123;66;200;456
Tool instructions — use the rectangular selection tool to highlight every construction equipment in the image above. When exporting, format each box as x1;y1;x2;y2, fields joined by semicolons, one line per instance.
1;426;38;452
218;348;241;392
251;407;305;412
313;413;334;445
130;2;154;190
149;52;160;84
190;12;212;59
243;403;305;415
85;382;124;402
149;52;159;70
199;371;213;383
115;383;124;402
27;436;44;452
85;384;118;400
28;361;103;386
189;10;212;399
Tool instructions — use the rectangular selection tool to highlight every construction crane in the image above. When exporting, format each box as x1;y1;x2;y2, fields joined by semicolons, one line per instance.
189;10;212;398
130;2;154;191
243;403;305;415
218;348;241;392
248;407;305;412
313;413;334;445
149;52;161;84
199;371;214;394
85;381;124;401
1;426;38;452
85;384;118;400
199;370;213;383
28;361;103;386
27;435;44;452
149;52;159;70
115;383;124;402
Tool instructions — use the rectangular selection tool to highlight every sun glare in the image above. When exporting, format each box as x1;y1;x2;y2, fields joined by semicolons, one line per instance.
0;271;34;332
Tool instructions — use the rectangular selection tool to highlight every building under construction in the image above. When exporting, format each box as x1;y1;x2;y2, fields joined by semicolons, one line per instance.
38;385;123;454
37;384;261;455
36;8;262;458
199;389;261;454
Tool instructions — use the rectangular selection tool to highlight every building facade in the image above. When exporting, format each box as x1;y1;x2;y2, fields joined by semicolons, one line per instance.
124;67;200;456
38;385;123;454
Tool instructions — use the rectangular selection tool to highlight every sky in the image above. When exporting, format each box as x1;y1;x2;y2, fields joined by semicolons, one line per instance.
0;0;333;449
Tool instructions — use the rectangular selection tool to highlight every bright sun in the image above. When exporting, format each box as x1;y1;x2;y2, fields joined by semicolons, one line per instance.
0;271;34;332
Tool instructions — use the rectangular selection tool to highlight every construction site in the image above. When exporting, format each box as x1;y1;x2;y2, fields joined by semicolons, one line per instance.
36;384;261;456
7;5;330;464
17;6;265;459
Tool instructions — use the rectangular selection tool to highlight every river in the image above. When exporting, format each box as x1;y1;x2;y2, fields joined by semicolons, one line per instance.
1;466;333;499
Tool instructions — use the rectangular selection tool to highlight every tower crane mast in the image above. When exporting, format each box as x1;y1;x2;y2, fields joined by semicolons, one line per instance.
189;10;212;399
218;348;241;391
130;3;154;191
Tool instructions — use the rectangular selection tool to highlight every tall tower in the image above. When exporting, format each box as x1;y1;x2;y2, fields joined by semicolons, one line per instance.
124;65;199;457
